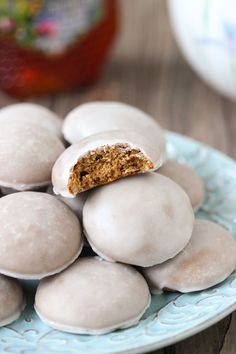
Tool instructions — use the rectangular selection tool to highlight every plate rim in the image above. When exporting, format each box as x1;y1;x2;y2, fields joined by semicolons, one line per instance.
113;302;236;354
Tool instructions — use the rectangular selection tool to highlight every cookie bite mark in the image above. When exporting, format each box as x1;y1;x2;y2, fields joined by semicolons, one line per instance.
68;144;155;195
52;130;162;198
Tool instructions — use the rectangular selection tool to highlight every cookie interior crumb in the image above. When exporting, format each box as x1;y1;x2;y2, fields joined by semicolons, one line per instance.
68;144;154;194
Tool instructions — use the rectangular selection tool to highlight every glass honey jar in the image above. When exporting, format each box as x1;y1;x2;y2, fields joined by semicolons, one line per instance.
0;0;117;97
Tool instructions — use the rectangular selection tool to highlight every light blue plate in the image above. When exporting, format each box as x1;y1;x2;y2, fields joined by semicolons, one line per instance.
1;131;236;354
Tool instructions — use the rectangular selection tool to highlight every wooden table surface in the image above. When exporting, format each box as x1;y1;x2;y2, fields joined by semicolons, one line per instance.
0;1;235;353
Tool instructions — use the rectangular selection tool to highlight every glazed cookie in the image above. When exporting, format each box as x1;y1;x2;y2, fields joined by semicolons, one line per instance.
0;192;83;279
63;101;165;151
52;130;163;197
0;103;62;138
0;275;25;326
47;185;89;220
0;120;64;191
158;160;205;211
143;219;236;293
83;173;194;267
35;257;150;334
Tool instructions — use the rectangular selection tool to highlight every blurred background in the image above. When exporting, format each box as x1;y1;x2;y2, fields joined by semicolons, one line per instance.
0;1;235;352
0;0;235;159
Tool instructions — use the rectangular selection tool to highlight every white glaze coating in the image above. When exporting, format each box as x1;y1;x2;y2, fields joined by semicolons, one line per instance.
47;185;89;220
52;130;164;198
158;160;205;212
0;244;83;280
142;219;236;293
63;101;166;150
35;299;150;335
0;304;25;327
83;173;194;267
0;192;83;279
0;275;25;326
35;257;151;335
0;103;62;137
0;120;64;191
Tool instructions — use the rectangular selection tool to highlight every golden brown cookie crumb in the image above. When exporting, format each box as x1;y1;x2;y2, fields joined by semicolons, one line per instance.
68;144;154;194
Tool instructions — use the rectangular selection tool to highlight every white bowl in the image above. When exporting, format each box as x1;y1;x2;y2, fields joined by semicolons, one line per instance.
168;0;236;100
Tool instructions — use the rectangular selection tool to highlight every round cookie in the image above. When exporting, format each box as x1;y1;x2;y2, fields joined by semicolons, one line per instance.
142;219;236;293
83;173;194;267
47;185;88;220
158;160;205;211
0;275;25;326
0;192;83;279
63;101;165;151
0;103;62;138
52;130;163;197
0;120;64;191
35;257;150;334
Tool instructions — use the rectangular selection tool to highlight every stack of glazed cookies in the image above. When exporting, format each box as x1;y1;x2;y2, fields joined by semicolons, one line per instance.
0;101;235;335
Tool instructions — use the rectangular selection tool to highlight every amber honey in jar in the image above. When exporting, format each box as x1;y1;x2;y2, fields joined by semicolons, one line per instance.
0;0;117;97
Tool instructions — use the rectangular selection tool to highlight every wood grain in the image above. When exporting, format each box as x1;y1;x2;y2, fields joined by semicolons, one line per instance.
0;0;235;353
